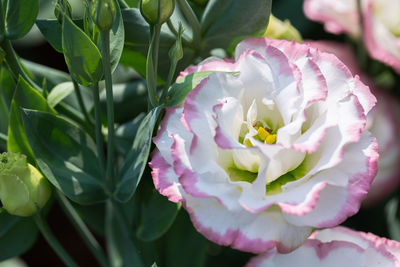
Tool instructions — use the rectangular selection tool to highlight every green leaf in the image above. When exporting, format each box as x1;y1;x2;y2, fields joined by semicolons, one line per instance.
21;109;107;204
8;77;55;164
166;71;214;107
114;107;162;202
105;201;144;267
136;190;180;241
62;15;103;86
201;0;271;51
115;113;146;155
22;59;70;89
0;212;38;261
36;19;63;53
47;82;75;108
100;81;147;124
160;211;208;267
4;0;39;39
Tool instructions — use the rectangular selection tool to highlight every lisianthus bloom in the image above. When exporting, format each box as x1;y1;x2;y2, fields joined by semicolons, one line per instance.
307;41;400;206
150;37;378;253
246;226;400;266
304;0;400;73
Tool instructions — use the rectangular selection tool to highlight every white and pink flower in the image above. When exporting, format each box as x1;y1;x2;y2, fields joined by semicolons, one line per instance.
307;40;400;206
246;226;400;266
304;0;400;73
150;38;378;253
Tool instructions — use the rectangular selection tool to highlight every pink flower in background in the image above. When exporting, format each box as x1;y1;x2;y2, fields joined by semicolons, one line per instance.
246;226;400;267
150;38;378;253
308;41;400;206
303;0;360;37
304;0;400;73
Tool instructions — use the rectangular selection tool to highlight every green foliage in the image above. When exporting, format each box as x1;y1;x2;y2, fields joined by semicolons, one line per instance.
21;110;107;204
62;16;103;86
115;106;162;202
8;77;55;164
0;211;38;261
136;189;181;241
47;82;75;108
36;19;63;52
3;0;39;40
105;201;144;267
100;80;147;123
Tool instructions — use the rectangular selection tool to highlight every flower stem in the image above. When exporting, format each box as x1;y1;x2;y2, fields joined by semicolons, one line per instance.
92;82;106;177
146;24;161;108
73;80;93;124
176;0;201;48
56;191;109;267
100;30;115;190
34;212;79;267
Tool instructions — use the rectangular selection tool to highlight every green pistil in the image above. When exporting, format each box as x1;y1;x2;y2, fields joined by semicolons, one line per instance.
227;167;257;183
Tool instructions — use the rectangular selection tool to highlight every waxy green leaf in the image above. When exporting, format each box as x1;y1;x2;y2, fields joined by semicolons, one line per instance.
36;19;63;53
4;0;39;39
137;190;181;241
47;82;75;108
22;110;107;204
115;106;162;202
62;16;103;86
0;212;38;261
8;77;55;164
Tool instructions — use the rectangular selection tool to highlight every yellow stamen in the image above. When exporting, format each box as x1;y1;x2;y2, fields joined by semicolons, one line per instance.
257;127;270;141
265;134;277;144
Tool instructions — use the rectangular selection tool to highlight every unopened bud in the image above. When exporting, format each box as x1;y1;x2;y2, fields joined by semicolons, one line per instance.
264;15;302;43
140;0;174;25
0;152;51;217
92;0;117;32
54;0;73;25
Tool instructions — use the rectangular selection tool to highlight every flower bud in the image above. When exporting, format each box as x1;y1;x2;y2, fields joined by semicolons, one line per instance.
92;0;117;32
140;0;175;25
0;152;51;217
54;0;73;25
264;15;302;43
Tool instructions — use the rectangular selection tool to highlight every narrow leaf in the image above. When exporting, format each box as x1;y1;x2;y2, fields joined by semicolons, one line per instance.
115;107;162;202
47;82;75;108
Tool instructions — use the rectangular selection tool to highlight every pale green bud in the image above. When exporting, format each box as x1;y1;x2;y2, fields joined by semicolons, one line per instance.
264;15;302;43
140;0;175;25
92;0;117;32
0;152;51;217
